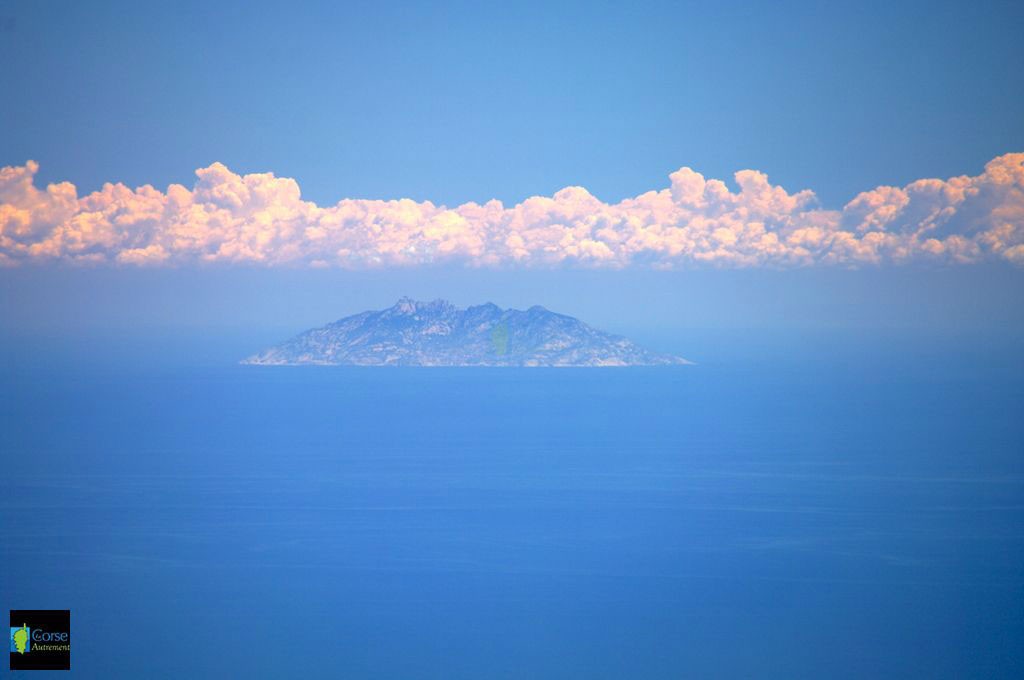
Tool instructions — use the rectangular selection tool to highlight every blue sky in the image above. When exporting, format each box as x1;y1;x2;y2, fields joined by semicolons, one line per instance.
3;0;1021;206
1;0;1022;350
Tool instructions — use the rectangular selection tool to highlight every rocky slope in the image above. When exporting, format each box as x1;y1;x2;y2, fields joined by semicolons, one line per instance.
242;298;690;367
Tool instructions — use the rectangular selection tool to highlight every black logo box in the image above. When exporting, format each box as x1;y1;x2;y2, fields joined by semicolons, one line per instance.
10;610;71;671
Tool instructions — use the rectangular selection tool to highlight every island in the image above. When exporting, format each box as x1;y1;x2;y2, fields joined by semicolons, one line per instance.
242;298;690;367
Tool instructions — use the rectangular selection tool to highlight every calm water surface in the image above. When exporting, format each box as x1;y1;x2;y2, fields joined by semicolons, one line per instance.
2;351;1022;678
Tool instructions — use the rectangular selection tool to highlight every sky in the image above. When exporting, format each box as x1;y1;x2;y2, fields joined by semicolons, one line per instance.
2;0;1022;207
1;0;1023;352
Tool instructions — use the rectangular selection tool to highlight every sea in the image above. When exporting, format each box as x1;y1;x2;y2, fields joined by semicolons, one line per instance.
2;332;1022;678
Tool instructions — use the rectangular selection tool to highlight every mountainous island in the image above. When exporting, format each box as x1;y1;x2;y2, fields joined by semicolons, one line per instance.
243;298;690;367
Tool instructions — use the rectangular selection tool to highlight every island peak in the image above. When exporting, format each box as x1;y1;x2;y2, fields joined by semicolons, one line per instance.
243;301;690;367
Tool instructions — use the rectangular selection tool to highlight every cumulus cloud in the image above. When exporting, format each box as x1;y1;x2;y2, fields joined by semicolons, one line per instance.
1;154;1022;268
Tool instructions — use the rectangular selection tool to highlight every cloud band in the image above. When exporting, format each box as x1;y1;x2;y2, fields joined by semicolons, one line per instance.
1;154;1022;268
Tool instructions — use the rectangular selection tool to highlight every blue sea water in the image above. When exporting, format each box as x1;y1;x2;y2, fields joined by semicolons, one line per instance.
2;338;1023;678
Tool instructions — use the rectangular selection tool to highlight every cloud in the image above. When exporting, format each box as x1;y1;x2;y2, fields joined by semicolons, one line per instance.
1;154;1022;268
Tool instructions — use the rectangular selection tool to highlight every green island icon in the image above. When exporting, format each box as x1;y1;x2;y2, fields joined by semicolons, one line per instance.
12;624;29;654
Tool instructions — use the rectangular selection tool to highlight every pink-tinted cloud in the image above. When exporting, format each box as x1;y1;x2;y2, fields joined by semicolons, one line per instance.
2;154;1022;268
